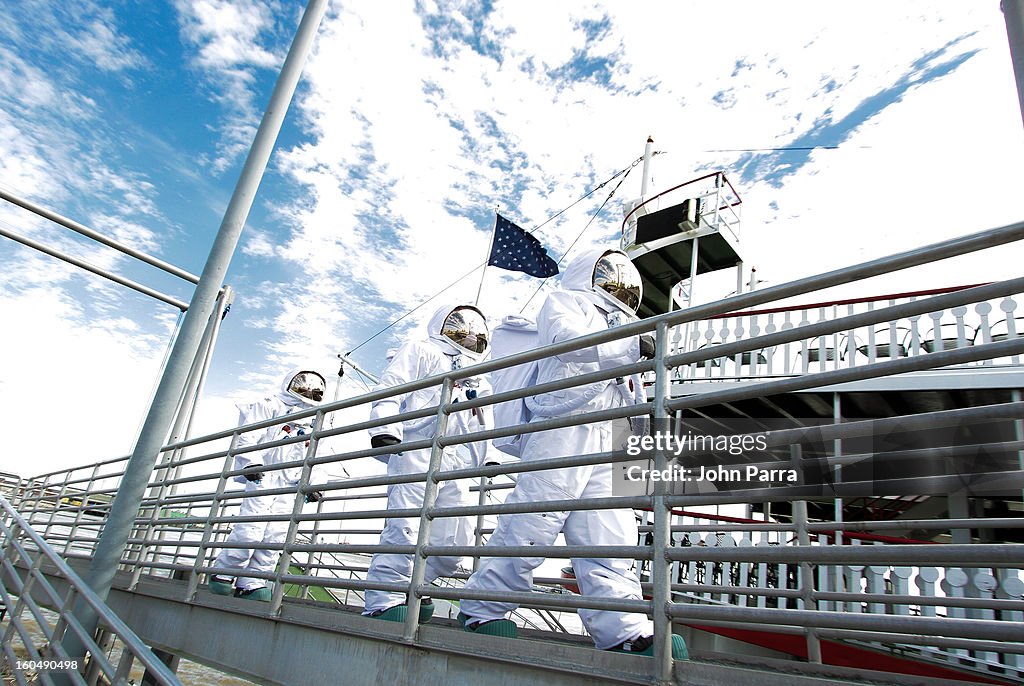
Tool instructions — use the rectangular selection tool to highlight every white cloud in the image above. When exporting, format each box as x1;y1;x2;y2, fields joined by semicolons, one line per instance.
266;0;1023;366
0;287;178;473
0;3;186;476
173;0;288;171
177;0;281;70
63;14;146;73
2;0;1023;480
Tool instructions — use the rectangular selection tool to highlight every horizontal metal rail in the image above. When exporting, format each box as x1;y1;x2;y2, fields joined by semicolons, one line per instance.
0;226;190;311
709;282;990;319
0;187;200;284
667;603;1024;643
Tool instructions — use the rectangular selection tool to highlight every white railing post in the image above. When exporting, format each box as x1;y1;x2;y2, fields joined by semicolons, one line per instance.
402;377;454;642
270;409;326;615
185;432;240;600
651;320;675;684
794;498;821;663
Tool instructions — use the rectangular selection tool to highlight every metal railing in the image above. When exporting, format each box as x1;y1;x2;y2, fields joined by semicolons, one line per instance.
8;218;1024;685
677;282;1022;379
620;171;742;249
0;497;182;686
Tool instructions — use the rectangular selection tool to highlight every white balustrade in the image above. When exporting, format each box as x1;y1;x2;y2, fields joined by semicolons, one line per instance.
666;511;1023;680
675;291;1023;382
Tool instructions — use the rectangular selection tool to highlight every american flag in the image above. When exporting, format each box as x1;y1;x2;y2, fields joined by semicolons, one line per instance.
487;214;559;278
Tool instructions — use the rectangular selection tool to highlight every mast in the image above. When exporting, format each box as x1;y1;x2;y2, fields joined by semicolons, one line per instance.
1003;0;1024;129
639;136;655;197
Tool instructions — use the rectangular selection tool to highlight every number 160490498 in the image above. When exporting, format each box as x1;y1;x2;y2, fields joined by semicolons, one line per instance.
15;659;79;671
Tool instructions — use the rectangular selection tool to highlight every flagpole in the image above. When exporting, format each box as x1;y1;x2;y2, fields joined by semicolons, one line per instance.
475;207;499;306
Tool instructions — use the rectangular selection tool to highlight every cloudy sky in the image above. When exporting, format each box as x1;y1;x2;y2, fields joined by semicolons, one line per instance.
1;1;1022;476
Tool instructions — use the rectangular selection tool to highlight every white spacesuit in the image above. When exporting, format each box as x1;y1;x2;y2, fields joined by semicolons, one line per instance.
210;368;326;600
363;304;492;622
460;249;687;659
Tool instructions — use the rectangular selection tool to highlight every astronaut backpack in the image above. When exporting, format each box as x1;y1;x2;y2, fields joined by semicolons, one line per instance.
488;314;540;457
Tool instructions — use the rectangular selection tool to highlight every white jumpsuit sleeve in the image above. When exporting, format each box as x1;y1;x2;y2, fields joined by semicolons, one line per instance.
539;291;641;369
231;400;276;480
460;382;494;468
368;341;429;442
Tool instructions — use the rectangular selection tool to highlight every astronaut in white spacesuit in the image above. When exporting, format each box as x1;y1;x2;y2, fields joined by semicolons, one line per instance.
362;304;491;623
459;249;687;659
209;368;326;600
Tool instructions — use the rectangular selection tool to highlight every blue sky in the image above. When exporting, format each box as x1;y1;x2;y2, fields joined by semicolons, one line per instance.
1;1;1022;474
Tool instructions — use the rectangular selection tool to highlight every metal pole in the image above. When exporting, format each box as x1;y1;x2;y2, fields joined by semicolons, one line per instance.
650;321;673;685
168;286;235;496
403;377;454;641
0;188;200;284
338;352;381;385
1003;0;1024;128
153;288;226;493
640;136;654;197
130;287;232;590
831;392;844;612
61;0;329;668
270;409;326;615
793;496;822;663
475;212;499;307
0;225;190;310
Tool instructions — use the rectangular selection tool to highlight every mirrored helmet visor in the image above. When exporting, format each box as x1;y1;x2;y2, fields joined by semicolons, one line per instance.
288;371;326;402
593;251;642;312
441;307;489;355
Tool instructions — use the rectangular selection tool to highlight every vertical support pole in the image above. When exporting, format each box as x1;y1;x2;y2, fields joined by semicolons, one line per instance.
640;136;655;197
168;286;234;498
831;392;845;612
687;236;700;309
650;321;674;684
62;0;329;668
402;377;454;642
1014;390;1023;504
141;649;179;686
132;289;227;589
793;495;822;663
270;409;325;615
677;236;701;359
84;629;114;686
185;431;241;601
948;495;971;545
472;474;488;572
300;496;327;599
1003;0;1024;129
159;289;223;487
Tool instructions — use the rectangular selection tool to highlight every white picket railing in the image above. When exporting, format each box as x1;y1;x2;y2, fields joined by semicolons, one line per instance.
656;508;1024;678
674;286;1022;380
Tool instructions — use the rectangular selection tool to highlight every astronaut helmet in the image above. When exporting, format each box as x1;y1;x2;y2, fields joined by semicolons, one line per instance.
592;249;642;315
440;305;490;358
283;369;326;405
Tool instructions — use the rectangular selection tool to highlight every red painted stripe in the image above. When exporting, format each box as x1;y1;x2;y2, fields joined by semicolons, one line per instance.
688;624;1014;685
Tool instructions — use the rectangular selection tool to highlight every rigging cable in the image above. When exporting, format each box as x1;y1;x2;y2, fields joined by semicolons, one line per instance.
519;153;648;312
346;154;645;357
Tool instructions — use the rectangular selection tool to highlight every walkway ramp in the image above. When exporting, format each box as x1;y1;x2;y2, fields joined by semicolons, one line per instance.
17;561;986;686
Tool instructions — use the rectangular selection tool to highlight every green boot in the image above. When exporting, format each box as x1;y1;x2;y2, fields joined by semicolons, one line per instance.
458;612;518;638
418;598;434;623
234;586;272;602
209;575;234;596
366;600;434;624
610;634;688;660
